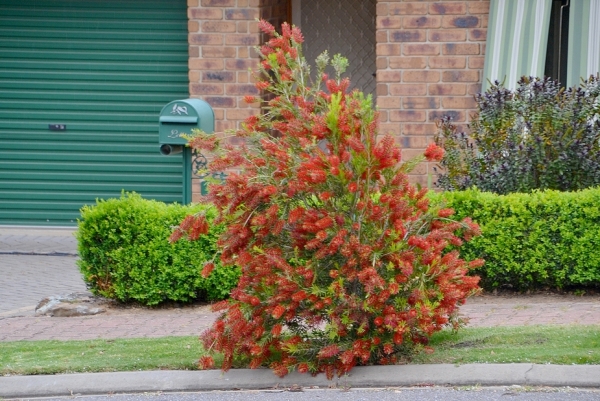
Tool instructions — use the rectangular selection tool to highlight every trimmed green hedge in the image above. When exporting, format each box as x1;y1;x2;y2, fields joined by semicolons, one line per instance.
77;193;239;305
435;188;600;291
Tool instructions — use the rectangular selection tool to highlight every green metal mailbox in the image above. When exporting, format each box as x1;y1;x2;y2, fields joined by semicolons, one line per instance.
159;98;214;155
158;99;214;204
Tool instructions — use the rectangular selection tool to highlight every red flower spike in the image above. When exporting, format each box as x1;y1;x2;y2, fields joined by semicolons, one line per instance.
424;143;445;162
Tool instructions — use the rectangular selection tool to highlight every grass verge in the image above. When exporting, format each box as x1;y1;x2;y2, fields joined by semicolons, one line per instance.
1;325;599;376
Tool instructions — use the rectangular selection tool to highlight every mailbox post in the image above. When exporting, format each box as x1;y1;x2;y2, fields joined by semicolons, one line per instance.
159;99;214;204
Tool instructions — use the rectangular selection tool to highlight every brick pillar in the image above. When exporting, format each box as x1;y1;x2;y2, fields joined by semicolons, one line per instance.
376;0;489;186
188;0;288;201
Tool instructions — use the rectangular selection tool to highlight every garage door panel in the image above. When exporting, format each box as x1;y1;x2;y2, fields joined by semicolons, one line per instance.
0;0;189;226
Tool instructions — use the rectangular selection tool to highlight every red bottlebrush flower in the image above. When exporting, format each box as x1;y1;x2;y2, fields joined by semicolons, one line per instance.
291;290;307;302
315;216;333;230
329;269;339;279
249;296;261;306
348;182;358;193
319;191;333;201
258;19;276;35
291;26;304;43
272;305;285;319
255;80;270;90
244;95;259;104
297;363;310;374
437;208;454;218
201;262;215;278
383;343;394;355
424;143;445;162
317;344;341;359
198;355;215;370
271;324;283;337
374;316;384;326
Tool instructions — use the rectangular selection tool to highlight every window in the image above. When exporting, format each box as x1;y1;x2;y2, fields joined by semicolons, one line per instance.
483;0;600;90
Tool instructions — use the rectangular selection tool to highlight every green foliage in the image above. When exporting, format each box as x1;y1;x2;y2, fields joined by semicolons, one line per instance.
435;76;600;194
433;188;600;291
77;192;239;305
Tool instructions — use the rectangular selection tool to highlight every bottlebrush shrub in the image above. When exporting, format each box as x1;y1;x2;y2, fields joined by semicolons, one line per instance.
434;188;600;291
172;20;482;379
434;76;600;194
77;192;238;305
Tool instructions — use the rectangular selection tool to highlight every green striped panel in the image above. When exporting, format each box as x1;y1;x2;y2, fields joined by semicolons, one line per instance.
483;0;551;90
567;0;600;87
0;0;189;226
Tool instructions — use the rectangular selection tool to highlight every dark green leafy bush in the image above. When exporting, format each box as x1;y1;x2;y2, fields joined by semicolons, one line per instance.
435;75;600;194
434;188;600;291
77;192;239;305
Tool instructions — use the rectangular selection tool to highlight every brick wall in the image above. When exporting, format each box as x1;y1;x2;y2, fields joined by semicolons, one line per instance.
376;0;489;185
187;0;488;193
187;0;289;201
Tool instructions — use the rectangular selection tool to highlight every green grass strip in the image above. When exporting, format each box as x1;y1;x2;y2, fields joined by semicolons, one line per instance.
1;325;599;376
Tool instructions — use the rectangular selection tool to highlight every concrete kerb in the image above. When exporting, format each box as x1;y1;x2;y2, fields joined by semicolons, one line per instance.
1;364;600;398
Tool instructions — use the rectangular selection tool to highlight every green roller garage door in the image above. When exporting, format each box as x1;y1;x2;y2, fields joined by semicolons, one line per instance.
0;0;189;226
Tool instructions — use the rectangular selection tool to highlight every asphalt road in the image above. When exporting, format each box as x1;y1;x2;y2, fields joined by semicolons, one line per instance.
35;387;600;401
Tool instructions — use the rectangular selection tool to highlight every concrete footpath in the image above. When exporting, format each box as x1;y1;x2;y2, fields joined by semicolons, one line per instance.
1;226;600;398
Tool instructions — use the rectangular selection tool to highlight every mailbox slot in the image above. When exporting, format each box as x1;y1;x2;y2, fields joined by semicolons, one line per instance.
159;99;214;147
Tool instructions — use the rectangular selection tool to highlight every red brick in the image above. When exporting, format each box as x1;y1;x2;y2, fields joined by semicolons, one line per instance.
443;70;479;82
429;57;467;69
468;2;490;14
377;83;389;96
469;56;485;69
379;124;401;137
390;110;427;122
188;0;199;7
224;34;260;46
201;0;235;6
189;34;223;45
377;57;389;69
429;83;467;96
378;110;389;122
224;8;258;20
202;71;235;82
389;3;428;15
429;2;467;15
402;123;437;137
205;96;236;108
377;70;401;82
429;30;467;42
443;43;480;55
376;30;389;44
189;46;200;58
202;21;236;33
189;21;199;33
189;58;224;69
469;29;487;41
226;108;259;120
403;97;440;109
389;84;427;96
403;71;440;83
403;44;440;56
442;96;477;109
225;84;259;95
190;83;224;95
377;3;389;17
225;58;258;70
389;30;426;43
429;110;466;122
399;134;433;149
442;15;480;29
389;56;427;69
377;97;401;109
377;16;402;29
189;8;223;19
377;44;402;56
202;46;237;58
403;16;442;29
468;83;483;95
